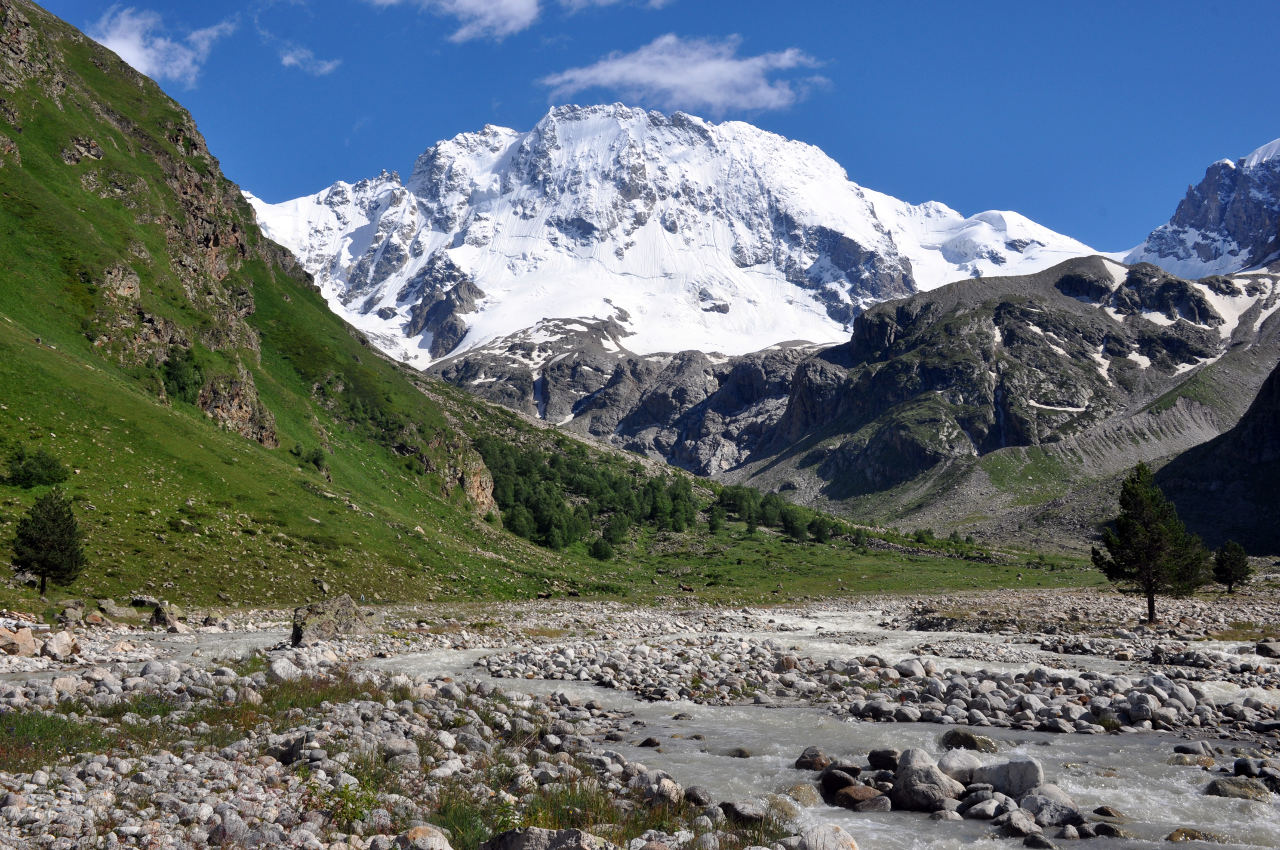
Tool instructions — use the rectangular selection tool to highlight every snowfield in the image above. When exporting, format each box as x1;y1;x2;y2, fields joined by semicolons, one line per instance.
249;104;1105;368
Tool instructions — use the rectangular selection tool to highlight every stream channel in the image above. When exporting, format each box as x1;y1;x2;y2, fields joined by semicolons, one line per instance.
361;608;1280;850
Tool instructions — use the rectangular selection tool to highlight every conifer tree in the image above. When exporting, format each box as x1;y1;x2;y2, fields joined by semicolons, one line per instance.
12;488;86;596
1213;540;1251;594
1091;463;1208;623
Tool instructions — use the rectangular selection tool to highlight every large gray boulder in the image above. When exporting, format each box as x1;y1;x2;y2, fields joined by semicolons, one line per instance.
892;751;966;812
398;825;454;850
940;729;998;753
40;630;77;661
798;824;859;850
480;829;621;850
1205;777;1270;802
973;757;1045;799
150;602;181;629
0;627;38;657
1020;792;1082;828
937;749;983;784
291;594;377;646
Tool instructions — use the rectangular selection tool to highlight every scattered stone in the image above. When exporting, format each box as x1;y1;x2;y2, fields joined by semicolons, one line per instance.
150;603;181;629
1165;827;1219;843
267;657;303;683
40;630;77;661
1255;642;1280;658
795;746;831;771
0;626;37;657
481;828;620;850
797;824;858;850
833;785;882;809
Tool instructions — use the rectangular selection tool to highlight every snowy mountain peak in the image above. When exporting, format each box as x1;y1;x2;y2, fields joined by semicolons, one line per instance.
249;105;1099;369
1243;137;1280;170
1128;136;1280;278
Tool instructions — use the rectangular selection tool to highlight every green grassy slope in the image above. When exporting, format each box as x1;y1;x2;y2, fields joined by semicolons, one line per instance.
0;0;1101;613
0;0;585;608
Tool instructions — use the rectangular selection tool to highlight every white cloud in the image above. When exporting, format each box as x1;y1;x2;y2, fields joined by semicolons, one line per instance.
90;6;236;89
280;45;342;76
366;0;540;42
560;0;673;10
541;34;820;115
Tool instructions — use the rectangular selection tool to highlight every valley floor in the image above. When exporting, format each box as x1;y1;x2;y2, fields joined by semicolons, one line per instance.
1;587;1279;849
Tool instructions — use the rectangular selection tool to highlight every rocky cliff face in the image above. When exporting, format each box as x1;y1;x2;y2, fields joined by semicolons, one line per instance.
1;0;279;445
250;104;1097;369
436;256;1280;543
1128;138;1280;278
1159;311;1280;552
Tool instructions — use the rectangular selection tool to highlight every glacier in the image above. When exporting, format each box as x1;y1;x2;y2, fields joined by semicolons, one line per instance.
248;104;1101;368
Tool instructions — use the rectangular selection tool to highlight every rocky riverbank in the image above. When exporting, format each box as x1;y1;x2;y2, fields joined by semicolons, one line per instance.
0;588;1277;849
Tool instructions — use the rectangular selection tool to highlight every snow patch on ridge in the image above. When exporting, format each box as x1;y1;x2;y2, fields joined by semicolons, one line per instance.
1243;138;1280;170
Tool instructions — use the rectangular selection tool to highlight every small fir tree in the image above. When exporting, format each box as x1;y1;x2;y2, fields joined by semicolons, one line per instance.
707;505;726;534
1091;463;1209;623
12;487;86;596
1213;540;1252;594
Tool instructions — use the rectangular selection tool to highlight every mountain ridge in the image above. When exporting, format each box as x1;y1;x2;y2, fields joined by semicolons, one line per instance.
249;103;1099;368
1127;136;1280;278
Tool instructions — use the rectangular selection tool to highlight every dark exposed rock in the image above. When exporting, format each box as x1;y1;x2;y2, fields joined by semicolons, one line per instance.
868;748;901;771
197;368;278;447
1131;148;1280;276
940;729;998;753
291;594;377;646
795;746;831;771
431;256;1280;546
1204;776;1269;802
1159;356;1280;551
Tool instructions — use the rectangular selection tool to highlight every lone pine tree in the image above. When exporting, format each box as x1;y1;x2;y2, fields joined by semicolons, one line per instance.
12;488;86;596
1091;463;1208;623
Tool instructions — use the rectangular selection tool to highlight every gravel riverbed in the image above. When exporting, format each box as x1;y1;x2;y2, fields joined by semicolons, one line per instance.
1;588;1278;849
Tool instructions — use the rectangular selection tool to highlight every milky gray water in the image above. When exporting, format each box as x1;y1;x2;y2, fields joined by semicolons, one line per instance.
365;613;1280;850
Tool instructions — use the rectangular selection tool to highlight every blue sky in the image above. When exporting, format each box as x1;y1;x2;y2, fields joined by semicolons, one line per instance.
41;0;1280;250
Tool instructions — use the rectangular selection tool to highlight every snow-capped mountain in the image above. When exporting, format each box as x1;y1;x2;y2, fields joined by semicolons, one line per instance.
1127;137;1280;278
248;104;1099;368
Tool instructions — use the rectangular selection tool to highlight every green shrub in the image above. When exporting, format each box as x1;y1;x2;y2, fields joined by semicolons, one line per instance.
5;445;69;488
161;346;203;404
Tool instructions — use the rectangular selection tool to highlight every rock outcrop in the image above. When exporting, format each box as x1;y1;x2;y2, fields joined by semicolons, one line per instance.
291;594;377;646
1129;138;1280;278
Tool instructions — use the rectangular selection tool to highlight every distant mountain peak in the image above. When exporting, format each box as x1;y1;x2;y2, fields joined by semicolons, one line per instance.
1128;136;1280;278
249;104;1098;369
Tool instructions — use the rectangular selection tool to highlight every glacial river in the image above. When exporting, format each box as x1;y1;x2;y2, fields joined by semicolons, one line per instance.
364;611;1280;850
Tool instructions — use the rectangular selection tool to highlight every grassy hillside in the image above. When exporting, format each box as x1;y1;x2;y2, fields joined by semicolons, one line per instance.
0;0;579;608
0;0;1104;614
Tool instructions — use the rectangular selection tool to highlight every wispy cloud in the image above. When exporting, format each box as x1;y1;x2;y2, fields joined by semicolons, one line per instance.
365;0;540;42
559;0;673;10
541;34;822;115
89;6;236;89
279;45;342;75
